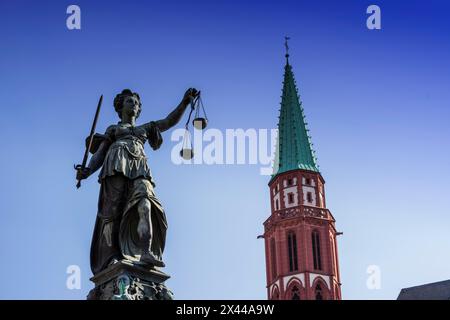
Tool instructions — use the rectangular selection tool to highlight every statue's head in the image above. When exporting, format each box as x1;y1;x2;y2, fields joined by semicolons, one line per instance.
114;89;142;120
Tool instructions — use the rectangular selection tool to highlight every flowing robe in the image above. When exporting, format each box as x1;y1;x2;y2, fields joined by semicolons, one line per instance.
90;122;167;275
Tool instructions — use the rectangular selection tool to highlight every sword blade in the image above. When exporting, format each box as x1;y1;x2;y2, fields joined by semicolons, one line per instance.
76;94;103;188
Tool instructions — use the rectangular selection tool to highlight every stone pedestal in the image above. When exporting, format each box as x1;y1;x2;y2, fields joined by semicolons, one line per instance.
87;260;173;300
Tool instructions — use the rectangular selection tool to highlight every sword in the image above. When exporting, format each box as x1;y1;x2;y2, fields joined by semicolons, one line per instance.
75;94;103;189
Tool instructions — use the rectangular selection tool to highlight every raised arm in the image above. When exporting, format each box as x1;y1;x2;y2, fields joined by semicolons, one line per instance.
154;88;199;132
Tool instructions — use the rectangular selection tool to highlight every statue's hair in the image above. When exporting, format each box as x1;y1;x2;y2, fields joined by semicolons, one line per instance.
113;89;142;119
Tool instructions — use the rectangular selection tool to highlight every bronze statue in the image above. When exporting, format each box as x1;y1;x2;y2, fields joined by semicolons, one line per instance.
76;88;198;275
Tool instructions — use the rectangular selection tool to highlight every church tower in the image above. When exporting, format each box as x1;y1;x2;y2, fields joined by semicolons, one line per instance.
263;42;342;300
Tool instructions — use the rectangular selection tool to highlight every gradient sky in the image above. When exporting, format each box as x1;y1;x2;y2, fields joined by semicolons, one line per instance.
0;0;449;299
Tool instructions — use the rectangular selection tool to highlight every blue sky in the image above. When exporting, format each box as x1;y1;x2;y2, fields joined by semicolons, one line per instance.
0;0;449;299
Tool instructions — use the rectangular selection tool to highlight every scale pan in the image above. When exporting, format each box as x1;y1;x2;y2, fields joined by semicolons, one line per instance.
180;148;194;160
193;118;208;130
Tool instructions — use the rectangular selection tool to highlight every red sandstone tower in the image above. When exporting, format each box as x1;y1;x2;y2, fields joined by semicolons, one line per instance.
263;44;342;300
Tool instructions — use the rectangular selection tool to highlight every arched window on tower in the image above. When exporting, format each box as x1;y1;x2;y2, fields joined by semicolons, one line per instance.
272;287;280;300
290;285;300;300
315;284;323;300
270;238;277;279
287;232;298;272
311;230;322;270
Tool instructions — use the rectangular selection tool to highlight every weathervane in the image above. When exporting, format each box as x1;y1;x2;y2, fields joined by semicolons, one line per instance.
284;36;290;62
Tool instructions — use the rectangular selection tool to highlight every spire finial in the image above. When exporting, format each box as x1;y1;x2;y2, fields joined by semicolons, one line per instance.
284;36;290;63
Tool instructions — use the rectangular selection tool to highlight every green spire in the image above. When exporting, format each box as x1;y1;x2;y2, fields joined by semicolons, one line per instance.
272;53;319;176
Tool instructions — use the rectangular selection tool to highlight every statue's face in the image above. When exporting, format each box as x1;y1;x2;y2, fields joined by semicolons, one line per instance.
122;95;140;118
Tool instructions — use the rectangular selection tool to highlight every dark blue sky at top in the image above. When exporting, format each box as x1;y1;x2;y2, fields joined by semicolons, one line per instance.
0;0;449;299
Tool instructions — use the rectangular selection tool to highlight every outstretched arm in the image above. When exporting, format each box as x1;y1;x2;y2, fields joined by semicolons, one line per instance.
154;88;199;132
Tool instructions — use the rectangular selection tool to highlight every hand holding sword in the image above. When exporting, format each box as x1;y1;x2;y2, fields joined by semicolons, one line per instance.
74;94;103;189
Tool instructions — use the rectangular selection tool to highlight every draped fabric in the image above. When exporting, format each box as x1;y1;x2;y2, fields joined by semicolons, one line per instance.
98;121;162;186
90;122;167;275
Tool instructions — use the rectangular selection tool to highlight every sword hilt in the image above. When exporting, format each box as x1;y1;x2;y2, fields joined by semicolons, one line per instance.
74;164;83;189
